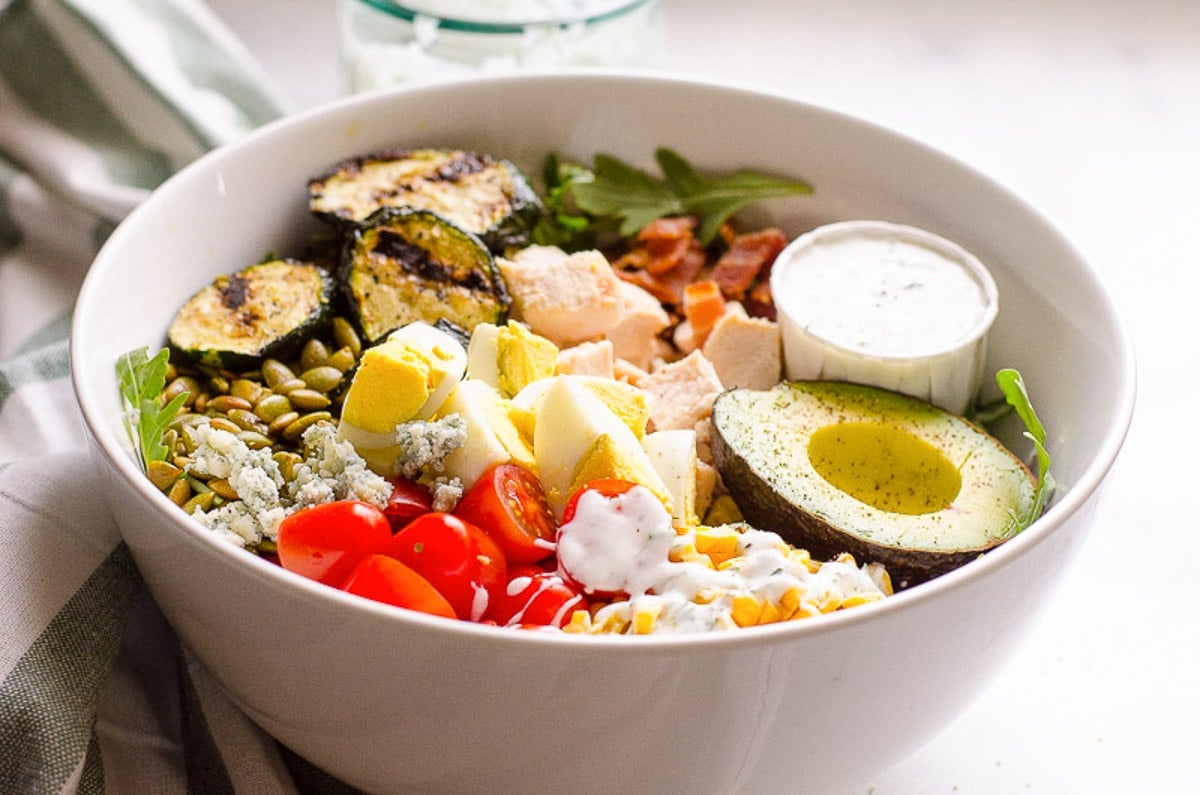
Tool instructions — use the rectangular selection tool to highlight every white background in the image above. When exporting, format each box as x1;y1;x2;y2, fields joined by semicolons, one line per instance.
203;1;1199;791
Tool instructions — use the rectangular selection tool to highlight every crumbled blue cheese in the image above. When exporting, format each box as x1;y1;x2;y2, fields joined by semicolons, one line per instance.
428;475;464;513
394;414;468;478
287;423;393;508
187;421;391;548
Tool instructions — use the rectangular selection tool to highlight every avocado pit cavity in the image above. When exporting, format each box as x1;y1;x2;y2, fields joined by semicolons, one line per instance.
808;421;962;515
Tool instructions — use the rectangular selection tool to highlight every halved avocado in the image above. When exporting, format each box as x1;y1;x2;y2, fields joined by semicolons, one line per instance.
167;259;334;369
711;381;1037;587
308;148;542;254
341;207;509;344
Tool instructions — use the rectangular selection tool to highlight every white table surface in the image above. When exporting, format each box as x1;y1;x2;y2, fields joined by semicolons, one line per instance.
206;1;1197;791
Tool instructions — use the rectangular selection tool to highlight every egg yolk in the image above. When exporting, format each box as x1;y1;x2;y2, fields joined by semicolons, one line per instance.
340;343;432;434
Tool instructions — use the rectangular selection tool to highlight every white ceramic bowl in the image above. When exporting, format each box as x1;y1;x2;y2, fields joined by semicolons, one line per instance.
71;72;1134;794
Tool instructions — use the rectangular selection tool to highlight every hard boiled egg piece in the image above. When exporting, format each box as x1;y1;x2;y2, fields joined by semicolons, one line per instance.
437;379;535;491
465;322;502;388
642;429;699;527
386;321;468;420
513;375;650;438
466;320;558;398
337;321;466;473
533;377;670;518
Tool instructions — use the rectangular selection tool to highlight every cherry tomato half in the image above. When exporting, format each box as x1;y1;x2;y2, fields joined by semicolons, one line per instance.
488;564;587;629
383;476;434;532
560;478;638;525
276;500;392;586
454;462;558;563
387;512;507;622
341;554;457;619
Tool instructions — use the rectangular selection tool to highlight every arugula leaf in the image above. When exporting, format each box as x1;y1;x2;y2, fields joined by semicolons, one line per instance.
571;153;686;238
532;154;619;250
540;147;812;248
116;346;188;469
654;149;815;244
995;368;1056;537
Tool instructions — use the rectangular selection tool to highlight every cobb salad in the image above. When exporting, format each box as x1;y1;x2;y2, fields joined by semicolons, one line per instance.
118;147;1052;634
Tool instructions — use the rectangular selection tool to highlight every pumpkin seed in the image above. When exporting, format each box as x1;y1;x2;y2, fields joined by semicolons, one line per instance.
288;388;332;411
299;338;330;372
262;359;295;389
254;393;293;422
167;478;192;506
207;478;240;500
237;430;273;450
267;411;301;436
147;460;183;491
281;411;332;441
227;408;268;433
207;416;242;435
326;346;357;373
208;394;253;414
182;491;216;514
230;378;266;404
171;412;208;430
273;451;303;481
150;316;371;524
178;424;200;453
299;365;344;394
332;316;362;357
162;376;199;407
273;377;308;395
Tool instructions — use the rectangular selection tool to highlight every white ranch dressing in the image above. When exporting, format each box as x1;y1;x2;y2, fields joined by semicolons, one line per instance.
556;487;678;596
556;485;886;634
776;233;989;357
501;572;583;627
771;220;999;413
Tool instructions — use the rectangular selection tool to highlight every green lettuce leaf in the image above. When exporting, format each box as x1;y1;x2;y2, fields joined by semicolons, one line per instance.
116;346;188;469
996;368;1056;536
538;147;812;248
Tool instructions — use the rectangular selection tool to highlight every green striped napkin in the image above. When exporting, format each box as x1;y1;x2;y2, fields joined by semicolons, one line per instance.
0;1;357;791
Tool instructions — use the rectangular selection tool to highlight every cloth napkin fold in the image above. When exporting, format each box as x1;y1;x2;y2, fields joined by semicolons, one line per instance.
0;1;359;791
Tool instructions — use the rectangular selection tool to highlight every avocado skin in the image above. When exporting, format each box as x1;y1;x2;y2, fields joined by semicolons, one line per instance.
713;440;980;587
711;381;1036;589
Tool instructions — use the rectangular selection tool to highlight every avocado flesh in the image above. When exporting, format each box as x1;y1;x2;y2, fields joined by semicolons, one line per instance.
711;381;1037;586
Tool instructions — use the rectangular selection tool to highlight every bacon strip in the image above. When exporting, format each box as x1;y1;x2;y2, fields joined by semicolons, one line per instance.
614;218;787;311
710;228;787;300
617;243;706;305
635;216;699;275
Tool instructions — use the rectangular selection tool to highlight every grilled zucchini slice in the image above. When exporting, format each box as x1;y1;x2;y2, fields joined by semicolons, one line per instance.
308;149;542;254
168;259;334;369
342;207;509;344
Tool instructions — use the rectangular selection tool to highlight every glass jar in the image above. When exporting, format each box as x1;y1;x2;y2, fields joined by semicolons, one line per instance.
338;0;663;93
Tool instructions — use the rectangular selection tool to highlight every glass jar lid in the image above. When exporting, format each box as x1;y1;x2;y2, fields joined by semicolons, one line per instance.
357;0;656;32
